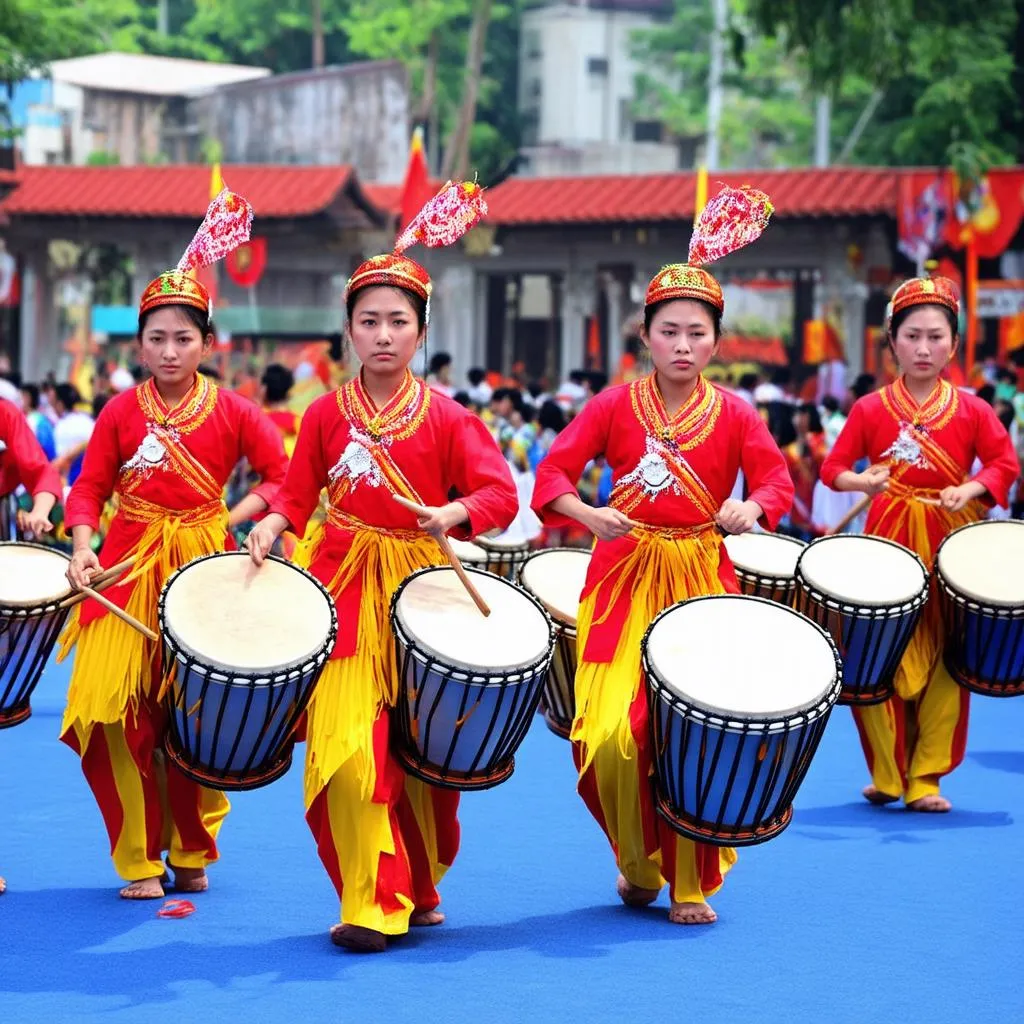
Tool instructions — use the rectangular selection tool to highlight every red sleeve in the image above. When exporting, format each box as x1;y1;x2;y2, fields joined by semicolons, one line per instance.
968;398;1019;509
1;400;61;499
269;398;329;537
738;403;795;531
531;391;614;527
445;407;518;540
820;400;870;488
237;400;289;509
64;401;121;531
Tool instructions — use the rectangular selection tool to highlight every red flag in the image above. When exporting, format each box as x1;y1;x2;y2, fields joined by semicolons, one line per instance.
398;126;432;235
225;238;268;289
587;315;602;370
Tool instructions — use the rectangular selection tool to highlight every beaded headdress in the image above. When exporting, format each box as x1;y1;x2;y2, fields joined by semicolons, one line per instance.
139;188;254;318
345;180;487;324
889;276;960;318
645;185;774;314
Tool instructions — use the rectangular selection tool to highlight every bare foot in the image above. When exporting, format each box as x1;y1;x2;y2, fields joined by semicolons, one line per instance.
669;900;717;925
410;909;445;926
119;876;165;900
863;785;901;805
616;874;660;908
330;923;387;953
907;793;952;813
167;863;208;893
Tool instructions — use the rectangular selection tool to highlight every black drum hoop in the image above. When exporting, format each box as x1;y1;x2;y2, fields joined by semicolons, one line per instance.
158;550;338;790
642;594;842;846
389;563;554;790
0;541;73;728
732;566;799;601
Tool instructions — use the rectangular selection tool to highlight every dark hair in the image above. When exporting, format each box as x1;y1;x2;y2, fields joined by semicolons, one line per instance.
452;390;472;407
345;283;427;332
976;383;996;406
467;367;487;386
771;366;792;387
55;383;81;411
739;372;759;392
587;370;608;394
428;352;452;375
764;400;797;447
568;369;588;386
851;373;876;399
137;302;214;339
643;297;722;338
92;394;109;418
491;387;525;416
994;399;1014;430
538;399;566;433
821;394;840;414
995;367;1015;384
261;363;294;403
20;382;40;409
1;369;22;388
796;400;823;433
889;303;958;340
198;365;222;380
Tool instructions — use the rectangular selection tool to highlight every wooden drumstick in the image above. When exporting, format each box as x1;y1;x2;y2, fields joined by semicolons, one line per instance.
391;494;491;617
74;584;159;642
59;557;136;610
827;490;942;536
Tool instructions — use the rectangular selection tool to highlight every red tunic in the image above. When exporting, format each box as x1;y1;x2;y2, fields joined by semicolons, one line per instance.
0;397;62;498
532;375;794;661
271;371;519;659
820;378;1019;555
66;375;288;626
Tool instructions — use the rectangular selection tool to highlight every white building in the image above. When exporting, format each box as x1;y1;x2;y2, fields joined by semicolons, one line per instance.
518;0;679;177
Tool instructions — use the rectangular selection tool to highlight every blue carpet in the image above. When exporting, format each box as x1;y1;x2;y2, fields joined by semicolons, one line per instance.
2;655;1022;1024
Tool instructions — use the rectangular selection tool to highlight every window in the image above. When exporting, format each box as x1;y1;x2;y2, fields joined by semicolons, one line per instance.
587;57;609;75
525;30;542;60
633;120;663;143
527;78;542;101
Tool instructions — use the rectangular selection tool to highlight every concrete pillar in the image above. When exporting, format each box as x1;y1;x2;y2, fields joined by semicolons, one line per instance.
19;249;57;380
602;271;626;376
560;266;595;379
429;262;476;383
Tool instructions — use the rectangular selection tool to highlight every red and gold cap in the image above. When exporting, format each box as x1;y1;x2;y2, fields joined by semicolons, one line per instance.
644;185;773;316
345;180;487;317
890;276;960;318
139;187;253;318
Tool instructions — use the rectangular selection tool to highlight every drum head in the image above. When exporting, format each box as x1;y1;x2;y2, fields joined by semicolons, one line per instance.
646;596;837;719
723;532;804;578
162;552;334;674
448;538;488;564
937;520;1024;607
519;549;591;625
0;543;71;608
798;535;926;607
394;567;551;673
477;532;530;553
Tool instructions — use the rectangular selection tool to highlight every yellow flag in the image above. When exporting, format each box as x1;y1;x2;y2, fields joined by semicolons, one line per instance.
210;161;224;200
694;164;708;226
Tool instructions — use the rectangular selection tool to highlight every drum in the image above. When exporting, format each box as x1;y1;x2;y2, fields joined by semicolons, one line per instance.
160;551;337;790
448;538;489;568
936;520;1024;697
723;531;805;605
518;548;592;738
643;594;841;846
0;542;72;728
794;535;929;705
476;532;532;581
0;492;21;542
391;565;554;790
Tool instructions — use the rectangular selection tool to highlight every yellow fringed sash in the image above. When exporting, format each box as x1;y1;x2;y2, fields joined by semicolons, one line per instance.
572;525;724;774
58;495;228;744
873;481;981;700
301;511;445;807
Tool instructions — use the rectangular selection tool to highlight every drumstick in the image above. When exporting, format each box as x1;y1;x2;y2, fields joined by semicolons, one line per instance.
74;584;159;642
58;557;136;610
827;491;942;536
391;494;491;617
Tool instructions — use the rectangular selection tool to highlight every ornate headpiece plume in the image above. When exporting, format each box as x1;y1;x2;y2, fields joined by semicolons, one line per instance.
139;188;254;317
645;185;774;313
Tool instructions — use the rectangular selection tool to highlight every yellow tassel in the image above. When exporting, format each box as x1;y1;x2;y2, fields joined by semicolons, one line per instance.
58;507;229;745
302;529;444;807
572;530;724;774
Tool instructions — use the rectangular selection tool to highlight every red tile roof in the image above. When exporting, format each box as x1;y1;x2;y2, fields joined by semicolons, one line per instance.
0;164;386;221
483;168;899;225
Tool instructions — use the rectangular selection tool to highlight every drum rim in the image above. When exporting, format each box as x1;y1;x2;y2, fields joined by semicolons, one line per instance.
642;593;843;721
446;538;489;563
935;519;1024;610
0;540;73;610
518;546;591;626
391;564;554;674
476;533;532;553
723;531;806;580
795;534;929;609
158;550;338;677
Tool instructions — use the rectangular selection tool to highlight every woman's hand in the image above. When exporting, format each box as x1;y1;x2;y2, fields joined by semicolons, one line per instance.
17;507;54;538
582;506;635;541
715;499;762;535
855;465;890;496
939;483;981;512
245;521;278;566
67;548;101;590
416;502;468;539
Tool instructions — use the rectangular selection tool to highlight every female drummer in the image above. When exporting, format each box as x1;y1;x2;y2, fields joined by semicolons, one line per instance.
0;397;61;895
245;183;518;954
820;276;1018;812
531;187;794;926
61;190;289;899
